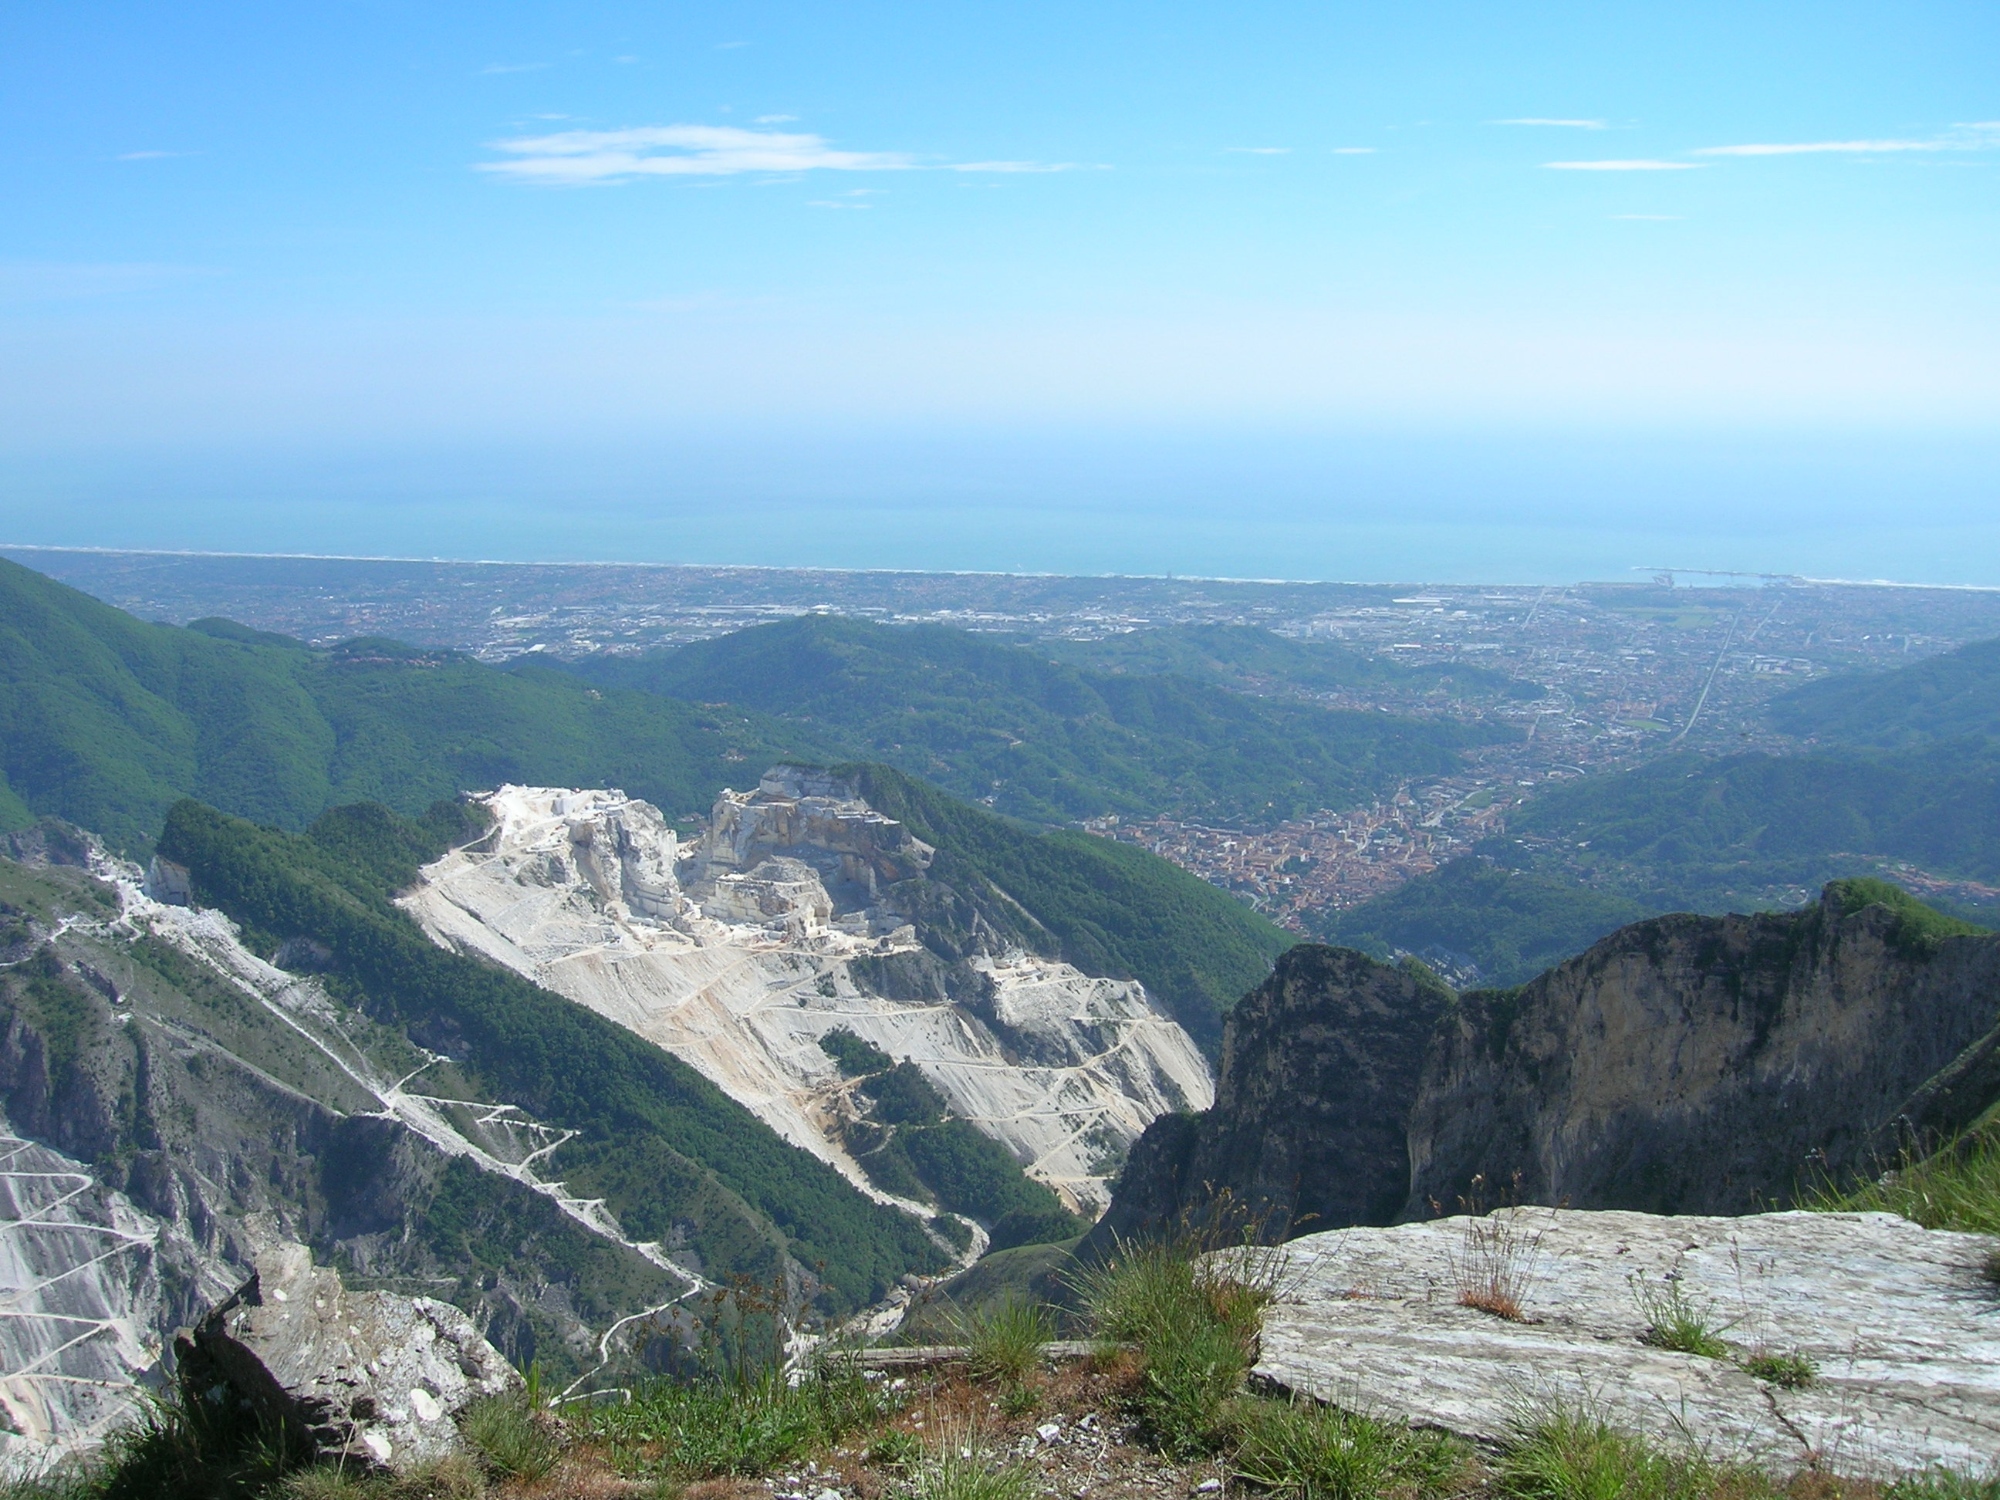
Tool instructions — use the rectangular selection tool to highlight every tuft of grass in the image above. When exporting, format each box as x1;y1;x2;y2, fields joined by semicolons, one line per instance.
458;1394;560;1482
583;1360;891;1479
906;1423;1038;1500
1230;1396;1468;1500
1813;1132;2000;1237
957;1299;1055;1387
1630;1274;1732;1360
1740;1351;1817;1390
1451;1211;1546;1322
1496;1411;1747;1500
1072;1235;1281;1457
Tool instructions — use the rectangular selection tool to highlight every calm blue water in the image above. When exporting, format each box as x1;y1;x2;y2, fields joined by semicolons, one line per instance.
4;426;1996;586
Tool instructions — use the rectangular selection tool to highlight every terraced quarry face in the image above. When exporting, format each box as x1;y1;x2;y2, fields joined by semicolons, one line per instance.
401;775;1214;1217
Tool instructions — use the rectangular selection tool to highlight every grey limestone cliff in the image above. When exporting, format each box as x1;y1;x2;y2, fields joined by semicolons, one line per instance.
1095;884;2000;1246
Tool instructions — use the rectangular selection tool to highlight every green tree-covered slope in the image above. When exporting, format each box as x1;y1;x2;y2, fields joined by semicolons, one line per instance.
156;797;948;1312
1770;635;2000;747
1315;857;1649;988
1511;743;2000;903
565;615;1503;826
1041;622;1542;701
0;557;818;852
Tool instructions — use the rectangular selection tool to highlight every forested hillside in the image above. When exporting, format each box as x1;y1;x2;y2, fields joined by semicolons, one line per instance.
0;557;819;851
1770;634;2000;747
1315;857;1647;987
565;614;1503;826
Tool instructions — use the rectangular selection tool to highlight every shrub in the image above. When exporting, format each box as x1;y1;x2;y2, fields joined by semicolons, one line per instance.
583;1362;890;1479
906;1424;1037;1500
1815;1132;2000;1237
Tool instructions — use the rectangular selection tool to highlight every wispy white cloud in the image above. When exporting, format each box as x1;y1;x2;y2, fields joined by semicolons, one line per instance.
115;150;193;161
755;114;797;124
481;61;547;75
1330;147;1377;155
480;124;1081;183
482;125;914;182
945;160;1089;173
1698;138;1940;156
1544;159;1699;171
1499;118;1606;129
613;55;640;65
1224;146;1289;155
1698;123;2000;156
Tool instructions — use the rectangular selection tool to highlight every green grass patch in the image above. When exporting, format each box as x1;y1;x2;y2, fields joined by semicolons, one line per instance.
581;1361;892;1480
1812;1131;2000;1235
1230;1397;1467;1499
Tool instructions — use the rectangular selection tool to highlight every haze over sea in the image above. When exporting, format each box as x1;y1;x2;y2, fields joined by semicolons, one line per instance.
3;3;1996;584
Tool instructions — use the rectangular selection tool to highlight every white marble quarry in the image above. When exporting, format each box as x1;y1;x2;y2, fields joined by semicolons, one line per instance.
402;781;1215;1215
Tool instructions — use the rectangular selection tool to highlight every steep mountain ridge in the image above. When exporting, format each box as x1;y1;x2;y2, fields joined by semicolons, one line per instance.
1096;881;2000;1246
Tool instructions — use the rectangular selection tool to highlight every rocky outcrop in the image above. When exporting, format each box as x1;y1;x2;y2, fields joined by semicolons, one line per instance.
1253;1208;2000;1479
1100;887;2000;1240
176;1245;516;1471
1088;948;1452;1248
405;782;1214;1216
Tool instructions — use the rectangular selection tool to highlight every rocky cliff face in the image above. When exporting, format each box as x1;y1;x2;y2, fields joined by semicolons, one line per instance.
1097;886;2000;1244
403;776;1213;1216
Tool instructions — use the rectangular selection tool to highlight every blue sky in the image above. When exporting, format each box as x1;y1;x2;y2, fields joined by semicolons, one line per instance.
2;3;1997;581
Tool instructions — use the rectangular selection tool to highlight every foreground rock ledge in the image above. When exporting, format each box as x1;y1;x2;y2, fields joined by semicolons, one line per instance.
1250;1209;1998;1479
176;1245;517;1470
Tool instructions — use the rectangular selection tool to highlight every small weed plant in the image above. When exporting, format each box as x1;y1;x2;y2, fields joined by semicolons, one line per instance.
1445;1179;1548;1322
1629;1272;1732;1359
1739;1350;1816;1390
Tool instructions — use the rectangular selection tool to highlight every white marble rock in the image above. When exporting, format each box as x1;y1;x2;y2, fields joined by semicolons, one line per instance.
1251;1207;2000;1479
